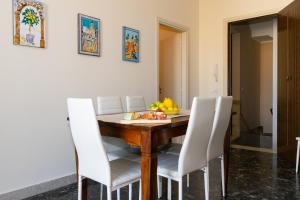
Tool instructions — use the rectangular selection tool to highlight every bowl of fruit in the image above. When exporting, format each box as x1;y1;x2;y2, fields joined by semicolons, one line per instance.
149;98;180;115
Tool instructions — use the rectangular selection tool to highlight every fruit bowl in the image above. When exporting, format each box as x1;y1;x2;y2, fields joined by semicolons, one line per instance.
149;98;180;116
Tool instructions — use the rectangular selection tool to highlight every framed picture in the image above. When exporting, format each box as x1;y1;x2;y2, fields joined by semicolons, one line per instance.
122;26;140;62
13;0;46;48
78;13;100;57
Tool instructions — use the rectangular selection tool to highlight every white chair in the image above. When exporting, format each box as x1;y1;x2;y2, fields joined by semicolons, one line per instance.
158;144;191;191
157;97;216;200
97;96;124;115
296;137;300;173
126;96;146;112
67;98;141;200
97;96;137;161
207;96;233;198
97;96;140;199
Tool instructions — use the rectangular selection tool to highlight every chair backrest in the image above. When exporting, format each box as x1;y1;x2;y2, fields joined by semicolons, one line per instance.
67;98;111;185
178;97;216;176
126;96;146;112
97;96;129;151
207;96;233;161
97;96;123;115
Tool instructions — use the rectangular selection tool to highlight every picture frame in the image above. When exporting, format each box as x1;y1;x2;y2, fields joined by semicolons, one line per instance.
122;26;140;62
13;0;46;48
78;13;100;57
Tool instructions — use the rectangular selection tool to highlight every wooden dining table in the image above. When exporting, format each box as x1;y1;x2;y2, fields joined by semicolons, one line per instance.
76;113;231;200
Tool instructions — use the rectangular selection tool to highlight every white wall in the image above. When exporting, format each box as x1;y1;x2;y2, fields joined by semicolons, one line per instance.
198;0;293;97
0;0;199;195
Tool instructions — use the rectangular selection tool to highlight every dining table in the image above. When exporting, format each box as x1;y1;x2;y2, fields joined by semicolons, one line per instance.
75;112;231;200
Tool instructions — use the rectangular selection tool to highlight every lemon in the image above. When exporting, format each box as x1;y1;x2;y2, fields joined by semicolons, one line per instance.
158;103;165;109
163;98;174;108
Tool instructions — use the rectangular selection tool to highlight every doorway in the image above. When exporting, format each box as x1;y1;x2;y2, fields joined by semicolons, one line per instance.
157;19;188;110
159;25;182;105
157;19;188;144
228;15;278;152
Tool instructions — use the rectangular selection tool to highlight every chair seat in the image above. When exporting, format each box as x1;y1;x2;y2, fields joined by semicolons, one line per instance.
158;153;206;180
158;154;180;179
110;159;141;188
161;143;182;155
107;148;140;162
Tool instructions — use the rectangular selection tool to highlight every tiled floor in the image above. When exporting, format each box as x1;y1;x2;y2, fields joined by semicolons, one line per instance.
24;149;300;200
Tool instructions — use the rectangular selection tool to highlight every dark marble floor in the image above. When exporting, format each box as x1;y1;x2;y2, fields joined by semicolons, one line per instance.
24;149;300;200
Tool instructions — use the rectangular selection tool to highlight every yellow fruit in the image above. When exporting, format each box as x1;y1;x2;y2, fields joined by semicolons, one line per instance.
163;98;174;108
168;107;173;111
159;103;166;110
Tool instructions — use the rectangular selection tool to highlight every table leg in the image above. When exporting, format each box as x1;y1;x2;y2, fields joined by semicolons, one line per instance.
76;150;88;200
140;130;158;200
82;179;88;200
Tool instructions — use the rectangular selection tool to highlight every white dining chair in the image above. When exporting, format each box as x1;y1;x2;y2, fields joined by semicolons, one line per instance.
296;137;300;173
157;97;216;200
158;143;191;192
97;96;138;161
67;98;141;200
97;96;124;115
97;96;140;199
207;96;233;198
126;96;146;112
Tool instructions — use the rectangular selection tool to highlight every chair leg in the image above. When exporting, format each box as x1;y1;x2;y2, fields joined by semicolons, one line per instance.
139;180;142;200
168;178;172;200
221;155;226;197
107;187;112;200
100;184;103;200
117;188;121;200
296;141;300;173
179;177;183;200
204;166;209;200
129;183;132;200
157;175;162;198
187;174;190;188
78;175;82;200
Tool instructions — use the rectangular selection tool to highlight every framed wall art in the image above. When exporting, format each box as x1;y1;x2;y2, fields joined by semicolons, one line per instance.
122;26;140;62
78;13;100;57
13;0;46;48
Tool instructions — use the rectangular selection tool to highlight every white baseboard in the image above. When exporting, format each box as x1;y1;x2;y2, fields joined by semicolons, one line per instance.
0;174;77;200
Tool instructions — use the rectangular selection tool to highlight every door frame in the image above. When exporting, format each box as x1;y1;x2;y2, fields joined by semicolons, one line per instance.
155;17;189;109
226;13;278;153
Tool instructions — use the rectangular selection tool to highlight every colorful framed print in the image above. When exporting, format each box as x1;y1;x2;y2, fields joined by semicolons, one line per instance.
13;0;46;48
78;14;100;57
122;26;140;62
